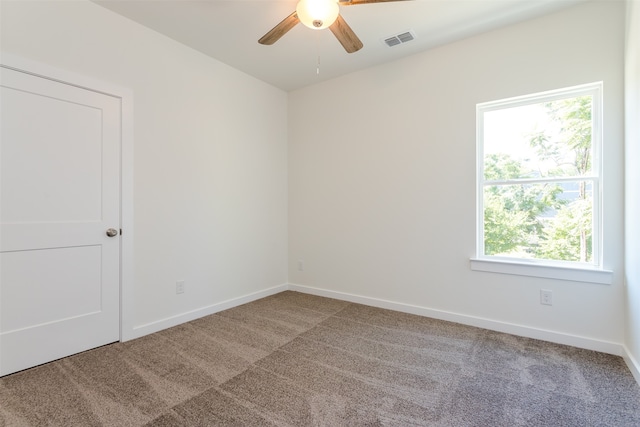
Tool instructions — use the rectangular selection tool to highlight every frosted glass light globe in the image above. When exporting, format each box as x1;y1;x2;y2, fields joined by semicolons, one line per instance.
296;0;340;30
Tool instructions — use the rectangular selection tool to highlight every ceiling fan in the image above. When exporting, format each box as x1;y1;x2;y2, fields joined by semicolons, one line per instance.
259;0;409;54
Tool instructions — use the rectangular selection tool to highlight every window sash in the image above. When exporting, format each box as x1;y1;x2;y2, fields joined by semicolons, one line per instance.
483;176;598;186
476;82;603;269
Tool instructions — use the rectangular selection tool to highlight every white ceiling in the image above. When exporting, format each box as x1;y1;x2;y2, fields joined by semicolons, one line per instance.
93;0;586;92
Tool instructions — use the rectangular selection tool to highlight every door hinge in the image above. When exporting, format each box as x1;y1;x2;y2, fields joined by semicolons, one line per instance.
120;229;123;236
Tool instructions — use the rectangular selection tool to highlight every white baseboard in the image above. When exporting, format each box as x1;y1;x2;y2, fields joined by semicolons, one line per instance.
623;346;640;386
125;284;289;341
121;281;639;387
288;283;625;357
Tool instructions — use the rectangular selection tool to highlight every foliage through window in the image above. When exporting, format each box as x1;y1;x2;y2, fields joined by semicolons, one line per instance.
477;83;602;266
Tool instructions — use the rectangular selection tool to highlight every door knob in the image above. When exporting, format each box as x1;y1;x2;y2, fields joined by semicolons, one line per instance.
106;228;118;237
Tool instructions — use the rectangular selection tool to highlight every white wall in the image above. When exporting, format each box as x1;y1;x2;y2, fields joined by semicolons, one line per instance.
625;0;640;380
1;1;288;336
289;1;626;352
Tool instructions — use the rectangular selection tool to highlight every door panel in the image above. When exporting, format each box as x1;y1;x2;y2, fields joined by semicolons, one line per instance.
0;67;121;376
1;246;103;331
1;86;103;223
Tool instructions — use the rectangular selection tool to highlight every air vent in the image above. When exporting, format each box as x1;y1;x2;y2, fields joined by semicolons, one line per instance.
383;30;416;48
384;37;402;47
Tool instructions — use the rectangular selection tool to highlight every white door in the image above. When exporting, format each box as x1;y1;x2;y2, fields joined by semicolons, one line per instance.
0;66;121;376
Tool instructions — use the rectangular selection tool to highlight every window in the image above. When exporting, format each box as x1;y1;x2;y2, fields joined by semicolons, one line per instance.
472;83;611;284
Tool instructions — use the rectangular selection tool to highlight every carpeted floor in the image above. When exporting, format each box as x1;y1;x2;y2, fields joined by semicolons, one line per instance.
1;291;639;426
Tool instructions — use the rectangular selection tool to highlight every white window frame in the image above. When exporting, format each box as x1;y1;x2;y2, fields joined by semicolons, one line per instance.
471;82;612;285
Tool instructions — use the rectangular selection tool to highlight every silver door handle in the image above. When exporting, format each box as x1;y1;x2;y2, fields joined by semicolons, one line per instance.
106;228;118;237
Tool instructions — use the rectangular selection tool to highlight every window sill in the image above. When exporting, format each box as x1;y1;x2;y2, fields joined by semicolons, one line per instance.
470;258;613;285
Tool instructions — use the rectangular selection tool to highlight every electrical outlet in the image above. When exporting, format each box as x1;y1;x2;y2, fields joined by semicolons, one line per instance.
297;260;304;272
540;289;552;306
176;280;185;294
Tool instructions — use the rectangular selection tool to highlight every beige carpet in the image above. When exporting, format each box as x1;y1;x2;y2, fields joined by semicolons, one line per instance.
1;291;639;426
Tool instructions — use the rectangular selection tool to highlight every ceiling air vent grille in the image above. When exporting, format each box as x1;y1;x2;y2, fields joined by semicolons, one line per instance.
383;30;416;48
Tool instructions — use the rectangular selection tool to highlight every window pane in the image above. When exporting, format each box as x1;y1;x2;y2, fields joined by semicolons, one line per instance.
484;96;593;181
484;181;593;262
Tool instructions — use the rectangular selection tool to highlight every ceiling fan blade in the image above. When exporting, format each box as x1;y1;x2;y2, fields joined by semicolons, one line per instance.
329;14;364;53
258;12;300;45
339;0;411;5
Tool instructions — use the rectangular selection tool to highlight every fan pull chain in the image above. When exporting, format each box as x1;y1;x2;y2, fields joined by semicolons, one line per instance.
316;31;321;76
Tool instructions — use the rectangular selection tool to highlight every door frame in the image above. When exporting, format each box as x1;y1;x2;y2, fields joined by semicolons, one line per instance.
0;53;135;342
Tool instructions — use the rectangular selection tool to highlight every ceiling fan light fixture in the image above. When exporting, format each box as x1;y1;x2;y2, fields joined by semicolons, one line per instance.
296;0;340;30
